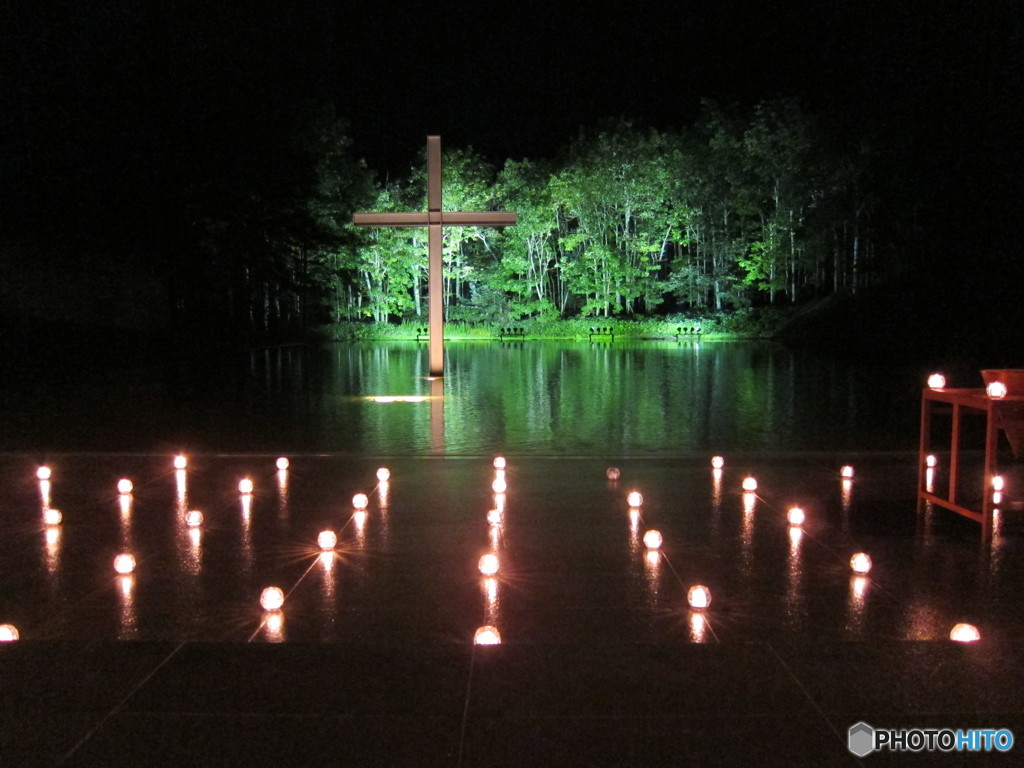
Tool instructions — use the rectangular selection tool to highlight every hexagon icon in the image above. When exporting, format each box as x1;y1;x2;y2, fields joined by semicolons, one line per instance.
848;722;875;757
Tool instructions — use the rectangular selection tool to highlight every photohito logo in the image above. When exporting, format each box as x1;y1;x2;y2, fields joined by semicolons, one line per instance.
848;722;1014;757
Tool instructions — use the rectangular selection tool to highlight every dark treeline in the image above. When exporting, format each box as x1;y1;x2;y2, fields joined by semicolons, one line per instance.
0;96;927;341
2;3;1019;349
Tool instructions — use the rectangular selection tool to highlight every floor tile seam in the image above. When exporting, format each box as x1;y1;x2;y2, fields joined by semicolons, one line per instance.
57;641;188;765
805;708;1024;719
66;702;1024;720
81;710;863;724
100;709;465;719
81;710;861;722
461;712;851;722
765;642;844;745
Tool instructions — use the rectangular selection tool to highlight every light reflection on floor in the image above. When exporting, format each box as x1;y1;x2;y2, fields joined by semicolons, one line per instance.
0;453;1019;647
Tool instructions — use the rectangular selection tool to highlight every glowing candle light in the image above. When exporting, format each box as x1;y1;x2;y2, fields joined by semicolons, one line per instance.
491;476;507;494
43;508;62;526
643;529;663;550
275;457;290;471
117;479;133;495
742;477;757;492
352;493;369;510
264;610;285;640
629;507;640;532
787;507;805;526
483;576;498;610
175;467;187;504
114;553;136;574
851;575;869;602
478;553;499;576
627;491;643;507
239;478;254;495
493;456;506;469
987;381;1007;399
119;493;132;522
0;624;20;642
926;454;938;468
841;478;853;507
185;510;204;527
36;466;52;480
317;530;338;550
687;585;712;610
260;586;285;611
486;508;502;525
39;479;51;509
606;467;621;480
991;475;1005;491
711;456;725;469
840;465;854;479
738;494;755;525
376;467;391;481
949;623;981;643
927;373;946;389
688;611;707;643
173;455;188;470
850;552;873;575
474;625;502;645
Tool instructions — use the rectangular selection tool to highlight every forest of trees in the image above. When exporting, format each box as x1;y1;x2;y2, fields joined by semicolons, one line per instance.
1;96;919;345
189;98;895;340
3;4;1017;354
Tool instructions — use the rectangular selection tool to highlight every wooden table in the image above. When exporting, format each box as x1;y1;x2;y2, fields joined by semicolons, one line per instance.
917;387;1023;540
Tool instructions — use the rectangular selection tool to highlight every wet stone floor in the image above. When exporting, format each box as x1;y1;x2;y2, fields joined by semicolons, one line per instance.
1;452;1022;766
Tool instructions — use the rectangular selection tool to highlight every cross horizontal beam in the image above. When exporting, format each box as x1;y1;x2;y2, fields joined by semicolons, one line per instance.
351;136;517;377
352;211;517;228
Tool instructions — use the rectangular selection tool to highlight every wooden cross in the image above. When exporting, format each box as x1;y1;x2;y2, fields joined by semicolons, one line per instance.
352;136;517;376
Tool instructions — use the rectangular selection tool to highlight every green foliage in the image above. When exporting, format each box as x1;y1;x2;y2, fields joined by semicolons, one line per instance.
323;306;802;343
218;99;879;342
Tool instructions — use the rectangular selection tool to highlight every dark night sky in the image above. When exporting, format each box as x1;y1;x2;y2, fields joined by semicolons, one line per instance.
1;0;1021;248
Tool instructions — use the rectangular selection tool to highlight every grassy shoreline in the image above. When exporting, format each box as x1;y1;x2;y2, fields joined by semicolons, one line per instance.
320;310;785;342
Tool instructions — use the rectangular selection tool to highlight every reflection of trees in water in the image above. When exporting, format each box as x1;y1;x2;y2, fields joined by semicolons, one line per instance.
93;340;916;454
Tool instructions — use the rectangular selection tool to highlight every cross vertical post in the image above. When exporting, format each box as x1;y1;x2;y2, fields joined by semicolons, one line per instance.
427;137;444;375
353;136;517;377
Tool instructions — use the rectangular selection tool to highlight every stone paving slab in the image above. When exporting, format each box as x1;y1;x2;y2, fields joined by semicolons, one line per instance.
2;639;1022;766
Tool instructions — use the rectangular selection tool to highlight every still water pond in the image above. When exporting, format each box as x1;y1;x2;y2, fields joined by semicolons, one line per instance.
7;340;931;455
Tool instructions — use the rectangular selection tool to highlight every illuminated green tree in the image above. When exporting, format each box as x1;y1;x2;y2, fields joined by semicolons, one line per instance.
349;185;421;322
669;104;758;310
740;99;822;303
493;159;559;318
551;123;677;316
404;145;505;318
336;102;877;326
